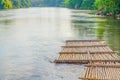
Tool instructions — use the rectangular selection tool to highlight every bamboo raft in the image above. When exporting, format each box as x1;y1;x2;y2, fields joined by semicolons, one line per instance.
80;64;120;80
54;40;120;80
54;52;120;63
66;40;105;46
61;46;113;53
55;40;118;63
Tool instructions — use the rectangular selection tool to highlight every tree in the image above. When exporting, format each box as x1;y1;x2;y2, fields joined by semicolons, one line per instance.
94;0;120;15
80;0;96;10
12;0;21;8
64;0;83;9
20;0;31;8
0;0;31;9
0;0;12;9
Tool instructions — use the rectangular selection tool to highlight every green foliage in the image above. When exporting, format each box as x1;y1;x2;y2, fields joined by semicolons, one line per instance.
12;0;21;8
20;0;31;8
95;0;120;15
63;0;96;9
0;0;120;15
12;0;31;8
64;0;83;9
0;0;31;9
63;0;120;15
80;0;96;10
0;0;13;9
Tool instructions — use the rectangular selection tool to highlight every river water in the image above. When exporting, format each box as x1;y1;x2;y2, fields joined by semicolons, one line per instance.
0;8;120;80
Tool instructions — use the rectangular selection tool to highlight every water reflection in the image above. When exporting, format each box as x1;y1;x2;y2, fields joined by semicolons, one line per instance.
71;11;120;53
95;23;106;39
0;8;120;80
103;18;120;54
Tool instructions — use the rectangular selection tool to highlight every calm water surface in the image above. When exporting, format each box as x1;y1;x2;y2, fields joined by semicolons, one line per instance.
0;8;120;80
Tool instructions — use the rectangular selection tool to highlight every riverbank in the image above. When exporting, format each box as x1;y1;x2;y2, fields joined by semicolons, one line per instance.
95;11;120;19
87;10;120;19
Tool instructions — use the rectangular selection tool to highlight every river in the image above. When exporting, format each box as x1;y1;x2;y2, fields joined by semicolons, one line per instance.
0;8;120;80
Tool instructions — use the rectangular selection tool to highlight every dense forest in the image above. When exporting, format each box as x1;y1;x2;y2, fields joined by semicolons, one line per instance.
63;0;120;15
13;0;31;8
0;0;13;9
94;0;120;15
63;0;95;9
0;0;120;16
0;0;64;9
